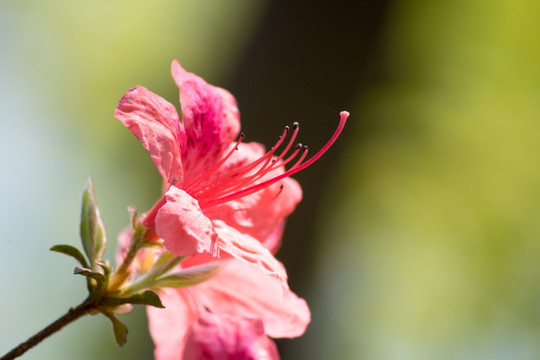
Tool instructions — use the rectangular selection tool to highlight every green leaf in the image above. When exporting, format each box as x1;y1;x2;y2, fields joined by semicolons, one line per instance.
74;266;106;285
156;262;221;288
80;176;107;268
106;290;165;308
50;244;90;268
148;251;183;276
102;311;128;346
128;290;164;308
141;240;164;249
96;260;111;277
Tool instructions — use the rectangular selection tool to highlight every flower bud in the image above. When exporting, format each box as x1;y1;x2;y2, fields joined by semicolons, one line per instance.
80;176;107;269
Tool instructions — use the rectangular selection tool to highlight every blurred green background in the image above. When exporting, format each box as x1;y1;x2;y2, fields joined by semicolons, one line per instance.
1;1;540;359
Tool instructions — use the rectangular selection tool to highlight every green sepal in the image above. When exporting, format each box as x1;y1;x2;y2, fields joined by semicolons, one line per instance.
74;266;106;285
102;310;128;346
80;176;107;268
50;244;90;268
105;290;165;309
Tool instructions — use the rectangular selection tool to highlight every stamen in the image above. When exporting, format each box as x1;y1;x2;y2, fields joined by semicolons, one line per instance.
184;133;245;193
200;111;348;209
198;125;301;202
268;143;303;171
272;123;299;164
189;125;291;199
202;183;286;216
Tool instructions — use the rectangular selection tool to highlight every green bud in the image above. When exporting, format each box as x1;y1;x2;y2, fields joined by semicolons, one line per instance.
80;176;107;269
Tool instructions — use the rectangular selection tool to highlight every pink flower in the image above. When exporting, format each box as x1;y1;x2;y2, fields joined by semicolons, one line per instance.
115;60;348;286
183;312;280;360
114;61;348;359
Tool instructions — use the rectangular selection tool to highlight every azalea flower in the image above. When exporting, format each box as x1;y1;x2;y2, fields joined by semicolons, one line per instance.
115;60;348;286
183;311;280;360
114;60;348;359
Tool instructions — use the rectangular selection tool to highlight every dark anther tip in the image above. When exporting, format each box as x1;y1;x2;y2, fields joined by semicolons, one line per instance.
293;122;299;129
295;143;302;149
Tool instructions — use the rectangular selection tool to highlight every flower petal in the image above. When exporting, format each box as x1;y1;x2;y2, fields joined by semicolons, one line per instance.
183;312;280;360
147;288;200;360
212;220;289;288
156;187;218;256
171;60;240;183
115;86;185;185
194;260;311;338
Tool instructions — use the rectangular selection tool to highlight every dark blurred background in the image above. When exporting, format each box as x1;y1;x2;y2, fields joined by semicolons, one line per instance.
2;1;540;359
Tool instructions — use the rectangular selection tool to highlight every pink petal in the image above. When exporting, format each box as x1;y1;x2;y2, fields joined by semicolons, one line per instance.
212;220;289;288
194;260;311;338
171;60;240;183
156;187;218;256
147;288;201;360
115;86;186;186
260;220;285;255
183;312;280;360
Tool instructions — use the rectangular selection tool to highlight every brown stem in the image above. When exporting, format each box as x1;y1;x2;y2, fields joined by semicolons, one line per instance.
0;298;96;360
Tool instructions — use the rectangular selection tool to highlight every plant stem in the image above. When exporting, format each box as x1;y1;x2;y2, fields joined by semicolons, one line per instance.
0;297;96;360
108;225;147;291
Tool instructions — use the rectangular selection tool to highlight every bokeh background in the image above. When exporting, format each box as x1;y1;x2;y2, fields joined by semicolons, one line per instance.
2;1;540;359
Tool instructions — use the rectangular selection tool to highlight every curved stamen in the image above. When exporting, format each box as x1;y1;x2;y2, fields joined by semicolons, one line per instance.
190;126;291;198
196;124;302;202
200;111;348;209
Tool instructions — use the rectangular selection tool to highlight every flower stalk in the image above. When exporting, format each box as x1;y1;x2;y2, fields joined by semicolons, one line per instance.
0;297;96;360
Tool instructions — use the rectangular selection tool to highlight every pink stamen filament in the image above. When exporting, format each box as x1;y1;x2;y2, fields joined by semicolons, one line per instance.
189;126;292;199
199;135;301;202
195;125;302;203
272;122;299;164
184;133;245;194
197;152;276;202
199;111;349;209
268;143;303;171
203;184;285;216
